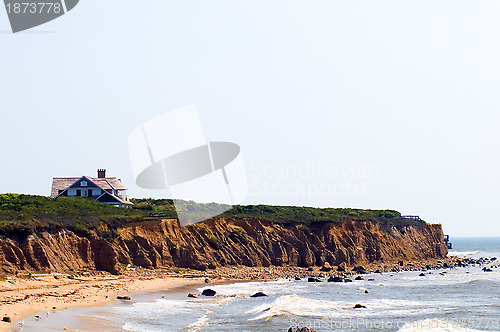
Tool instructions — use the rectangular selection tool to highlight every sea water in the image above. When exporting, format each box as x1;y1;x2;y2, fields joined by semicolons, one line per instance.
19;237;500;332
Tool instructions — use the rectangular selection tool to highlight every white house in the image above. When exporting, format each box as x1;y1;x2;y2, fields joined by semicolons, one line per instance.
50;169;132;207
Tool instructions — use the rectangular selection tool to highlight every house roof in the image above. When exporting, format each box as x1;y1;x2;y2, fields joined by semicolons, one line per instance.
93;178;128;191
50;177;80;198
96;190;131;205
50;176;128;198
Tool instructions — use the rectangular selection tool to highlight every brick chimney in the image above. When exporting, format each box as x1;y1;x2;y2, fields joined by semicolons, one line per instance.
97;169;106;178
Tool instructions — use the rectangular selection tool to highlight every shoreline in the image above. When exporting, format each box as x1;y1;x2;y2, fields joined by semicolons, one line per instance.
0;271;205;332
0;256;484;331
15;278;240;332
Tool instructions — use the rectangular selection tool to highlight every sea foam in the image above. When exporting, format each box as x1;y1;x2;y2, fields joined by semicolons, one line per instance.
185;314;210;331
246;294;439;321
246;294;349;320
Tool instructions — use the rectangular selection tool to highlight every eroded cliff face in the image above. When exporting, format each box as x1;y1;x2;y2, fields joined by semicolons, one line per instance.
0;218;448;275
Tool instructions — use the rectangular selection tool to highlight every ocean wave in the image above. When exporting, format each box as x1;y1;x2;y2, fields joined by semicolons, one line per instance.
448;251;482;257
448;250;500;259
397;319;485;332
462;278;500;289
246;294;346;320
396;268;500;287
184;314;210;331
246;295;437;320
114;296;236;320
197;279;299;297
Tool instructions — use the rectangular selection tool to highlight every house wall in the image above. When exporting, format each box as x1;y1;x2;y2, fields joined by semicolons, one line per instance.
67;188;102;197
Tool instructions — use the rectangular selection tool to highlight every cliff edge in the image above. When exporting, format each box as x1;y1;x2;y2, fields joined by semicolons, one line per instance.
0;217;448;275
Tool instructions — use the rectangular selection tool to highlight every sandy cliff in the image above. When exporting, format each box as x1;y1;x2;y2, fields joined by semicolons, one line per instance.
0;218;448;275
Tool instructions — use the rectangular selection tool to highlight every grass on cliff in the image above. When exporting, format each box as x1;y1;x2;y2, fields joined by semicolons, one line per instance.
0;194;148;237
0;194;425;238
130;199;417;226
221;204;408;225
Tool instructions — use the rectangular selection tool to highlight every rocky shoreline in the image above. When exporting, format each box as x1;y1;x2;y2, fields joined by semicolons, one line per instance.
179;255;497;282
1;254;497;331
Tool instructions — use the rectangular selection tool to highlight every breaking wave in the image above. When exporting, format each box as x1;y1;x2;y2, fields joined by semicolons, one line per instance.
246;294;439;321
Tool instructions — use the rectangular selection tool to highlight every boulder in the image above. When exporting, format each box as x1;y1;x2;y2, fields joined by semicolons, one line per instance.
294;277;301;281
2;316;11;323
353;266;367;274
419;273;426;277
307;277;321;282
344;278;353;282
187;293;197;298
202;289;216;296
117;296;131;300
354;304;367;309
355;276;364;281
288;327;318;332
250;292;268;298
320;262;332;272
328;276;343;282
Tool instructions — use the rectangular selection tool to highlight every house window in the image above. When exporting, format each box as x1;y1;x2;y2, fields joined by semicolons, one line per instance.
81;181;87;187
88;189;93;197
76;189;81;197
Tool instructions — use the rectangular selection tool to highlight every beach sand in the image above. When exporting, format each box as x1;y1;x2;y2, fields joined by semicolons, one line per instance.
0;271;204;332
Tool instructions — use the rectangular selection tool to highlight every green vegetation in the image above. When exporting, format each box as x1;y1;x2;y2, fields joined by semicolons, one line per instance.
0;194;146;237
297;223;310;232
194;223;221;247
0;194;425;238
229;228;247;242
134;199;231;222
220;204;413;225
130;198;176;216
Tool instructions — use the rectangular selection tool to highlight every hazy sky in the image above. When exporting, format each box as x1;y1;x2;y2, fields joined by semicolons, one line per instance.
1;1;499;237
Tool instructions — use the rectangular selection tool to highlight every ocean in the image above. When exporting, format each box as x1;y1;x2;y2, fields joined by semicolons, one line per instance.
19;237;500;332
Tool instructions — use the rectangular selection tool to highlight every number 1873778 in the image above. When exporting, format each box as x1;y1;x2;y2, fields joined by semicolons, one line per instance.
5;2;62;14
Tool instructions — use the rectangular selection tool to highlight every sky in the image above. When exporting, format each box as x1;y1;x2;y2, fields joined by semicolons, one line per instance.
1;1;499;237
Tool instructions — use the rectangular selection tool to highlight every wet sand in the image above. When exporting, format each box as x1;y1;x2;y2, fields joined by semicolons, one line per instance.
0;271;204;332
13;280;214;331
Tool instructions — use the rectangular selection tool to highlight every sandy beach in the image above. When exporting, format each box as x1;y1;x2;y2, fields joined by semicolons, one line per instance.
0;256;467;331
0;265;311;331
0;270;205;332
